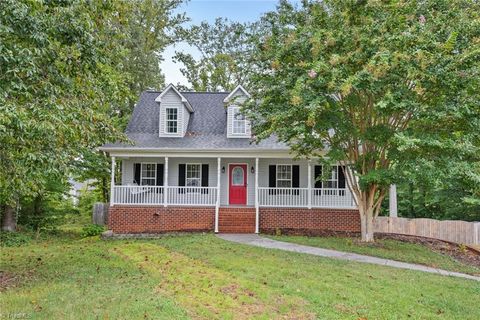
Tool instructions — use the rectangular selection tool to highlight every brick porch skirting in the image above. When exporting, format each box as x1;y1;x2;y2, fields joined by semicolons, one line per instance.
259;208;360;234
108;206;215;234
108;206;360;234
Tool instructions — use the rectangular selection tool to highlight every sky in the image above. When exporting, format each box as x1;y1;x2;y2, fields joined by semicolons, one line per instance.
161;0;292;86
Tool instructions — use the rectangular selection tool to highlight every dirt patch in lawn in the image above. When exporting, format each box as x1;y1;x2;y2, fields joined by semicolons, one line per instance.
376;233;480;268
113;242;314;320
0;271;22;291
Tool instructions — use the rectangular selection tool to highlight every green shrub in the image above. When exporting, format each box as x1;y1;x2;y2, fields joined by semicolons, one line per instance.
0;232;32;247
81;224;105;237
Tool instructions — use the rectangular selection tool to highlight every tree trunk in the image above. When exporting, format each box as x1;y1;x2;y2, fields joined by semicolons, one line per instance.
358;193;376;242
2;205;16;232
102;177;108;203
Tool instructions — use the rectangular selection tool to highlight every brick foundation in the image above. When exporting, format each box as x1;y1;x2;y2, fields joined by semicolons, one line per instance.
108;206;360;235
260;208;360;233
108;206;214;234
218;207;256;233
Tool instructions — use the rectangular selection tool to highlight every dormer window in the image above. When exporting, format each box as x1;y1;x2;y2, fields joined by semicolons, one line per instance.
165;107;178;133
232;107;246;135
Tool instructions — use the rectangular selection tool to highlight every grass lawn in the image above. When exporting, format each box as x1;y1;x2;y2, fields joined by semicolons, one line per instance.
1;232;479;319
267;235;480;275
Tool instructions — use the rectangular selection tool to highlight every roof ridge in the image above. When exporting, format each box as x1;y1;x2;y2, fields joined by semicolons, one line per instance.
144;89;229;94
181;91;230;94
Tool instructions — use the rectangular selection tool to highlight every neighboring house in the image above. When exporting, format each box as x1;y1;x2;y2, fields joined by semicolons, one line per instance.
100;84;360;234
68;178;95;205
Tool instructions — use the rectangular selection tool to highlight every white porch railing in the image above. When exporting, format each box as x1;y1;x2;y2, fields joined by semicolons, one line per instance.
258;188;309;207
113;186;164;205
166;186;217;206
258;187;356;208
311;188;355;208
112;186;217;206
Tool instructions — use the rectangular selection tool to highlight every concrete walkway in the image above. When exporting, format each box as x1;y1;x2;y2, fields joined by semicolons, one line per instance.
217;234;480;281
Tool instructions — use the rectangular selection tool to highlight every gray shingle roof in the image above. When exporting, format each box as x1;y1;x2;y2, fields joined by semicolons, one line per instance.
102;90;288;151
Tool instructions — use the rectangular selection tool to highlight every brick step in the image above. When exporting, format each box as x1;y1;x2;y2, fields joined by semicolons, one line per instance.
219;228;255;233
219;220;255;224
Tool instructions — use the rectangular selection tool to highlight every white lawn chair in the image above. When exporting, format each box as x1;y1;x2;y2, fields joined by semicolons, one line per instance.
127;183;149;195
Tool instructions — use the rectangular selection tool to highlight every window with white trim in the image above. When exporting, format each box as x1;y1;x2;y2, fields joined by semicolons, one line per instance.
186;164;201;187
276;164;292;188
232;107;246;134
141;163;156;186
165;108;178;133
323;166;338;189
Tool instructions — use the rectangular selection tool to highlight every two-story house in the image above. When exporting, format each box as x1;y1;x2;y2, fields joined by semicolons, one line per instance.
100;84;360;234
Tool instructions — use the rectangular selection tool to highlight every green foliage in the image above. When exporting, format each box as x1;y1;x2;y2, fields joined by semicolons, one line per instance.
0;231;32;247
0;0;127;206
245;0;480;233
174;18;254;91
77;187;103;217
0;0;185;229
387;160;480;221
17;177;79;233
81;224;105;237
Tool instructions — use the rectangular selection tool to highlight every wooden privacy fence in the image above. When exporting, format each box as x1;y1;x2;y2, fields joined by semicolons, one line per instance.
374;217;480;245
92;202;109;226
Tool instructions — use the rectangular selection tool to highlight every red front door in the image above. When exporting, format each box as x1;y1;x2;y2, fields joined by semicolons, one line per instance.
229;164;247;205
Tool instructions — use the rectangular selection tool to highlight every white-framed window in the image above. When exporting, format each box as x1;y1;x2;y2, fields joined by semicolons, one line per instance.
323;166;338;189
232;107;246;134
141;163;156;186
165;107;178;133
186;163;201;187
276;164;292;188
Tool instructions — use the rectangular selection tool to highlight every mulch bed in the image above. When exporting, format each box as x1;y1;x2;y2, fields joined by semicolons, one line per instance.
376;233;480;268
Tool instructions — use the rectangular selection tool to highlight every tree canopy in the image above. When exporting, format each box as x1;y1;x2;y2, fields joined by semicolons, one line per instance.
0;0;184;231
245;0;480;241
173;18;254;91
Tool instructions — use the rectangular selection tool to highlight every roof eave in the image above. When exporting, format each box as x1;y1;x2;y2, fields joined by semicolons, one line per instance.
155;83;194;112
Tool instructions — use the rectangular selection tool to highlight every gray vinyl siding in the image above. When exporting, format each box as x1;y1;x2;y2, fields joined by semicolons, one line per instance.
226;91;251;138
121;157;332;204
121;158;165;185
167;158;218;186
158;89;189;137
257;158;310;188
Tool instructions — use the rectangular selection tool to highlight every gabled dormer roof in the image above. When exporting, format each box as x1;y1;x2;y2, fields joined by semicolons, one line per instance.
223;85;251;103
155;83;194;112
101;88;287;151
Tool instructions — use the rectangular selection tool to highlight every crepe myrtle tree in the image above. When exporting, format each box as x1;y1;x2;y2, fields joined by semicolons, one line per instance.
245;0;480;241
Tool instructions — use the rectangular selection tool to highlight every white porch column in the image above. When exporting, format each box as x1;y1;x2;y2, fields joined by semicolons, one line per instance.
215;157;221;233
164;157;169;207
255;157;259;234
389;184;397;217
110;156;115;207
307;160;312;209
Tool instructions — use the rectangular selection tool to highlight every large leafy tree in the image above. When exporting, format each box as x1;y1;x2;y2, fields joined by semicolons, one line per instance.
246;0;480;241
173;18;254;91
123;0;185;95
73;0;186;207
0;0;183;231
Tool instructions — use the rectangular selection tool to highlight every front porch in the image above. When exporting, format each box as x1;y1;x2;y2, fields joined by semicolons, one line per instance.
109;156;358;234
